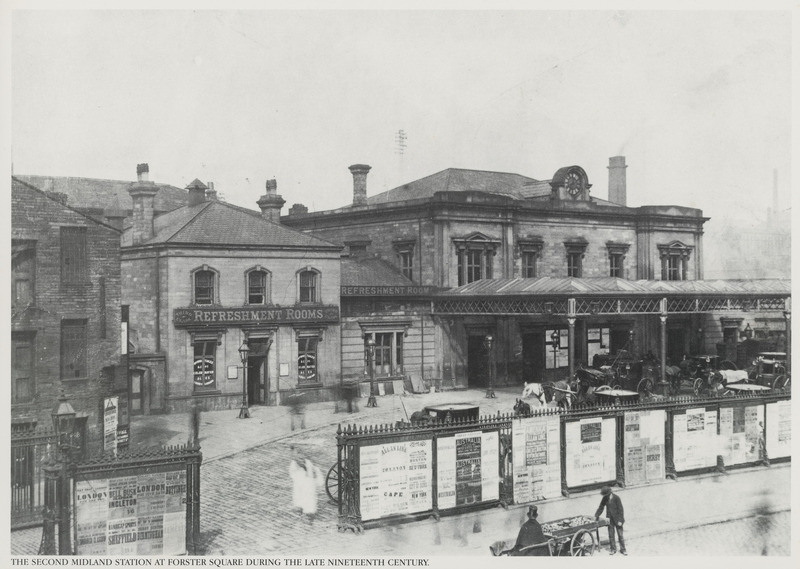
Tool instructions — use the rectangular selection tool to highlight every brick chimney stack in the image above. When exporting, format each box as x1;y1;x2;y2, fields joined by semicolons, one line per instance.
608;156;627;206
349;164;371;206
127;163;159;244
257;178;286;222
186;178;208;207
206;181;218;201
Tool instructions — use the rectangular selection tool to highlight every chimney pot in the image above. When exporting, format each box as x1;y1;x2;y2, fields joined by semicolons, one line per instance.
136;163;150;182
608;156;627;206
349;164;371;206
186;178;209;207
205;181;218;201
258;178;285;222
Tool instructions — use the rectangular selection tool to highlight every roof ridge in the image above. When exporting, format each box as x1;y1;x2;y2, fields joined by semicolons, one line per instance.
15;173;186;191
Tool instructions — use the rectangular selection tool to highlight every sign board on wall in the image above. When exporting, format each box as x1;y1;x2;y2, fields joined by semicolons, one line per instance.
719;405;764;466
174;305;339;327
565;417;616;487
765;400;791;459
74;468;187;555
103;397;118;454
623;410;665;486
672;407;718;472
512;415;562;502
358;439;433;522
436;431;499;510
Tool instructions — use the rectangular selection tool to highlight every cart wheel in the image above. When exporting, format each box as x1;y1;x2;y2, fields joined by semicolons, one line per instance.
325;463;340;504
636;378;652;397
570;529;596;556
773;375;790;392
720;360;738;371
693;377;704;397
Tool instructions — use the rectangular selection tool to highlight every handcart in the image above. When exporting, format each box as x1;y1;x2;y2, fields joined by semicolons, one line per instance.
491;515;608;557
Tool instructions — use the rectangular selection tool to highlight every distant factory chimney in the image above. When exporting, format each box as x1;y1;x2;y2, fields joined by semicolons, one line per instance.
349;164;371;206
608;156;627;206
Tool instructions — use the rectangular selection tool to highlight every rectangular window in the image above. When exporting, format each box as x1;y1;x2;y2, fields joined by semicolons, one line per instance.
12;337;34;403
398;250;413;281
60;227;87;284
195;271;214;305
521;251;537;278
567;253;582;277
61;320;87;380
298;337;318;383
12;242;35;307
587;327;611;366
299;271;317;303
248;271;268;304
545;328;569;369
193;340;216;391
609;254;623;278
365;332;404;377
667;256;682;281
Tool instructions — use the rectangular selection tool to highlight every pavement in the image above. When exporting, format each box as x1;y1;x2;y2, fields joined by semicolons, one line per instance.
8;386;793;557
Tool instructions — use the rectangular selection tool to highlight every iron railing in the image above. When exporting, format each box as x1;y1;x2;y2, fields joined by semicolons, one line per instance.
11;426;56;529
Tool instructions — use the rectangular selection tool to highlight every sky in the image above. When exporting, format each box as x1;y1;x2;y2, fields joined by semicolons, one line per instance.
9;9;793;225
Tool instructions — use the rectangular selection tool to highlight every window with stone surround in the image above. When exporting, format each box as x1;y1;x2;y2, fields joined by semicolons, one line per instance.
454;233;499;286
298;269;321;304
296;330;322;384
61;319;87;380
606;242;630;279
246;267;271;305
393;240;416;281
12;333;35;403
192;266;218;305
60;227;87;285
519;238;543;278
364;331;404;377
658;241;693;281
565;239;588;278
12;240;36;308
193;338;217;392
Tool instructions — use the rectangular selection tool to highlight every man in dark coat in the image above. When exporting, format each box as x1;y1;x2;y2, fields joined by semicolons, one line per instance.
510;505;549;556
595;486;626;555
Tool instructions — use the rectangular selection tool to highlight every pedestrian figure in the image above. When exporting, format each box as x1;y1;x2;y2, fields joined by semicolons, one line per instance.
595;486;626;555
287;392;306;431
753;489;773;555
507;505;548;556
288;455;323;523
343;381;359;413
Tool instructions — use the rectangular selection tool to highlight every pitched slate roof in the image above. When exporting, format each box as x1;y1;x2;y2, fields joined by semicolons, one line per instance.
14;174;188;213
441;277;791;297
341;257;414;287
126;200;341;250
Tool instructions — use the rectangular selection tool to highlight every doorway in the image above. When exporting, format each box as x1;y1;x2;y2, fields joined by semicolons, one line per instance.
130;369;146;415
521;332;545;382
467;335;490;388
247;338;270;405
667;328;688;364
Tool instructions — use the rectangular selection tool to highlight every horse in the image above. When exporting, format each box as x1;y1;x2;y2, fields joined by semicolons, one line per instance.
513;398;532;416
521;382;547;406
543;380;575;410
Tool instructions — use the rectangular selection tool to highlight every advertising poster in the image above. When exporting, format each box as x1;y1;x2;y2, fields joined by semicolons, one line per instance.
623;410;665;486
74;469;187;556
719;405;764;466
565;417;616;487
673;408;718;472
103;396;118;454
765;400;791;459
358;440;433;521
436;436;456;509
511;415;562;502
480;431;499;503
455;432;482;505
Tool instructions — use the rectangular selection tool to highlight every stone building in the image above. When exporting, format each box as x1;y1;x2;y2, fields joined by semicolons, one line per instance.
284;158;790;387
121;165;343;414
11;177;122;452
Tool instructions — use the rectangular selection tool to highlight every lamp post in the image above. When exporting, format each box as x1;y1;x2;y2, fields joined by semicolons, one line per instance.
366;336;377;407
51;391;76;555
238;341;251;419
551;330;560;369
484;334;496;398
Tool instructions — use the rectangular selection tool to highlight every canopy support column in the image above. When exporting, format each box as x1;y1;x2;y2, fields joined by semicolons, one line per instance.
659;298;668;384
784;299;791;374
567;299;577;380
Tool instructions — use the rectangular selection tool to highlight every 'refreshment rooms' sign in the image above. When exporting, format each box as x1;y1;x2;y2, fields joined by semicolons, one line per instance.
174;305;339;326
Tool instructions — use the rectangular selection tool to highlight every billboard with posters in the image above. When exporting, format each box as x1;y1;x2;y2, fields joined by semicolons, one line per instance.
719;405;764;466
765;400;791;459
74;466;187;555
103;397;118;454
672;407;718;472
436;430;499;510
565;417;616;487
623;410;665;486
358;439;433;521
511;415;562;502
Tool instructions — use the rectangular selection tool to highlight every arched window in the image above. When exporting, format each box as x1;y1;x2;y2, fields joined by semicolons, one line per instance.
246;268;271;305
298;269;320;304
192;266;218;305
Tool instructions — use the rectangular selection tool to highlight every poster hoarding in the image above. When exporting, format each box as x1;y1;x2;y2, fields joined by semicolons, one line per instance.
765;400;791;459
623;410;665;485
74;468;187;556
565;417;616;487
436;430;500;510
719;405;764;466
512;415;562;502
672;407;718;472
358;439;433;521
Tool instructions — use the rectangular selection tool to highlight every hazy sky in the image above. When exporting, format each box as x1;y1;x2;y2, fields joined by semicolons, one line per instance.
10;9;792;222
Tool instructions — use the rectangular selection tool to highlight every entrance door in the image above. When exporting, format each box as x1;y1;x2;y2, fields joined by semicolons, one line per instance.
667;328;688;363
467;335;490;388
130;369;145;415
247;338;270;405
521;332;545;382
